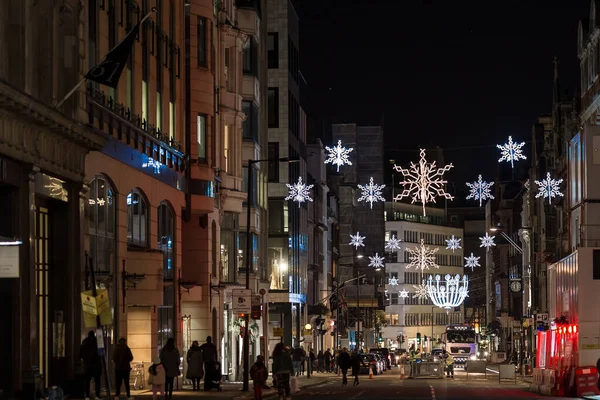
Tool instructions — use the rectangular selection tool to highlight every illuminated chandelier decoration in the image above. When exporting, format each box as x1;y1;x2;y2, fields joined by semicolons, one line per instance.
393;148;454;216
427;274;469;309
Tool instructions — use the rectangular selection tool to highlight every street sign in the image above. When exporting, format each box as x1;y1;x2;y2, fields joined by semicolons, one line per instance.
232;289;252;314
303;336;312;343
536;313;549;322
273;327;284;337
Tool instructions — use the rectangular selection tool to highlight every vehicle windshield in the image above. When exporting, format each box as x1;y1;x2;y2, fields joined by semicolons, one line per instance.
446;331;476;343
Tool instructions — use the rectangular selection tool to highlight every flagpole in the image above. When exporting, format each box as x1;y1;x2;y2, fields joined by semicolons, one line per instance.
54;8;156;109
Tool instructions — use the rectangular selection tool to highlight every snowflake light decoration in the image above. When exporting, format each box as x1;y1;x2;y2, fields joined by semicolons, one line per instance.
393;148;454;216
464;253;481;271
406;239;440;271
412;282;429;300
285;177;314;207
479;233;496;249
324;140;353;172
534;172;564;204
388;277;399;286
445;235;462;252
357;177;386;209
497;136;526;168
466;174;495;207
349;232;366;249
385;235;402;252
399;289;410;299
368;253;385;270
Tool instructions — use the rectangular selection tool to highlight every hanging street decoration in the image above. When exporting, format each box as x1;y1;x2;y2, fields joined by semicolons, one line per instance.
445;235;462;252
349;232;366;249
393;148;454;217
357;177;386;209
406;239;440;271
497;136;526;168
285;177;314;207
412;282;429;300
464;253;481;271
399;289;410;299
427;274;469;309
368;253;385;270
479;233;496;249
534;172;564;204
466;174;495;207
388;277;399;286
385;235;402;252
324;140;354;172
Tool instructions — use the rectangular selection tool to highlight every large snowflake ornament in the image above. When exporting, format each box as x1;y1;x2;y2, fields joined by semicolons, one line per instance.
357;177;386;209
368;253;385;270
406;239;440;271
399;289;410;299
385;235;402;252
285;177;314;207
534;172;564;204
388;277;399;286
393;148;454;216
349;232;366;249
445;235;462;252
412;282;429;300
464;253;481;271
479;233;496;249
324;140;354;172
497;136;526;168
466;174;495;207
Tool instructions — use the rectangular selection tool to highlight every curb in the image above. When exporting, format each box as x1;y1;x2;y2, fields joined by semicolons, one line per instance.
231;378;335;400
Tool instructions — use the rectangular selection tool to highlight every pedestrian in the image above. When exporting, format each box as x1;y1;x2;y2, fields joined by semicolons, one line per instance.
272;343;294;400
186;340;203;391
147;357;166;400
351;350;361;387
113;337;134;399
79;331;102;400
250;355;268;400
309;349;316;372
338;347;351;387
199;336;218;391
442;350;454;378
324;349;332;373
159;337;180;399
317;350;324;372
292;344;305;376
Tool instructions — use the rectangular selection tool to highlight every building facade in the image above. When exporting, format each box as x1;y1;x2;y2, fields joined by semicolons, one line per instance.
382;203;465;351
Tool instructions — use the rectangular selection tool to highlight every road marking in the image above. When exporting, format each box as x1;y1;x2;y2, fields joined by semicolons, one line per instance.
348;391;365;399
485;368;500;374
429;384;436;400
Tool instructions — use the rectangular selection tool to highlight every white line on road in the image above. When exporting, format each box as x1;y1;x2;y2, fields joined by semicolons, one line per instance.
348;391;365;399
485;368;500;374
429;384;436;400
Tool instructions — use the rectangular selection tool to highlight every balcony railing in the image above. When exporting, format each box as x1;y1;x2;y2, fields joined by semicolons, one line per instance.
86;86;185;173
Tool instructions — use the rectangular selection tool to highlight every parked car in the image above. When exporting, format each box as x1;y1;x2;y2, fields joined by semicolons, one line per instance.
373;353;386;372
360;354;382;375
370;347;392;368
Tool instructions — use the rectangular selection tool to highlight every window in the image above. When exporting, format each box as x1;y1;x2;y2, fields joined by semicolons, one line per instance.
88;177;116;273
268;246;288;290
220;212;239;282
268;199;288;234
197;114;206;160
239;232;258;272
267;142;279;182
223;125;231;173
158;203;175;280
197;16;207;67
267;32;278;68
390;293;398;305
242;166;258;206
242;100;258;141
156;92;162;130
268;88;279;128
243;36;257;75
127;190;149;246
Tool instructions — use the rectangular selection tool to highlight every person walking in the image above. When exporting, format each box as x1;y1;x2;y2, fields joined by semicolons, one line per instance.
272;343;294;400
442;350;454;378
113;337;134;399
338;348;351;387
309;349;316;373
250;355;268;400
186;341;203;391
148;357;166;400
80;331;102;400
324;349;332;373
199;336;218;391
351;350;361;387
291;345;305;377
317;350;324;373
159;338;181;399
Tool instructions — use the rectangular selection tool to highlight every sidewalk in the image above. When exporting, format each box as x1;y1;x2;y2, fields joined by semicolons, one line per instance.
128;373;335;400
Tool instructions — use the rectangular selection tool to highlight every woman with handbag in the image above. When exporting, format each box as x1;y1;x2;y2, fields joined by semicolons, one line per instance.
160;338;181;399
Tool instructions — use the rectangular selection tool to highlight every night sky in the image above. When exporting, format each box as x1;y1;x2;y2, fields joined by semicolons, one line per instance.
295;0;589;196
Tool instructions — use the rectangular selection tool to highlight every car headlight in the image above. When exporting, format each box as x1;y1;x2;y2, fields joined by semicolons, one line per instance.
470;355;476;360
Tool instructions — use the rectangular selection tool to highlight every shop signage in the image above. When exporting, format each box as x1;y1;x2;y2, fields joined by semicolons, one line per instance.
232;289;252;314
0;243;20;278
273;327;284;337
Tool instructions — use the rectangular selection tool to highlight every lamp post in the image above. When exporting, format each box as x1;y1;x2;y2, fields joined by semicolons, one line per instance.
243;157;298;392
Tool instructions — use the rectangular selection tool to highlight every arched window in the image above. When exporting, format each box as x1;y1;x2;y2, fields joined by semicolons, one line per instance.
88;177;116;272
158;202;175;280
127;189;148;246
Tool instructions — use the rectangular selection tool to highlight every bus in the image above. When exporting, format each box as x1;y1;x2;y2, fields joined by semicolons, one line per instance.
441;324;477;365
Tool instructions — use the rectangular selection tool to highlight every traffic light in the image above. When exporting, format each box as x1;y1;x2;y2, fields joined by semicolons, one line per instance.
424;335;428;342
251;303;261;320
416;332;421;344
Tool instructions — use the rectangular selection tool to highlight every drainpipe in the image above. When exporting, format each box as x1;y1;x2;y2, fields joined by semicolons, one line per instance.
183;1;191;223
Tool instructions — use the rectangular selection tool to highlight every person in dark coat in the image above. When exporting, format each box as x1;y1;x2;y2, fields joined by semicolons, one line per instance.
113;337;134;398
338;347;352;386
351;350;362;387
159;338;181;399
80;331;102;400
324;349;332;373
317;350;325;372
186;341;203;391
199;336;218;391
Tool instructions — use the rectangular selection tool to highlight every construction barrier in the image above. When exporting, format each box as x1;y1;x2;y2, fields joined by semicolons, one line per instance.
408;361;444;379
574;366;600;398
465;360;487;378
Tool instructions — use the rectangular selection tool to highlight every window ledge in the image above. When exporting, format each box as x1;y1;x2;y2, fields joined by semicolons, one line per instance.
127;244;162;253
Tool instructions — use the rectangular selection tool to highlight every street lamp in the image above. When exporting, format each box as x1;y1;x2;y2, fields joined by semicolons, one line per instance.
242;157;298;392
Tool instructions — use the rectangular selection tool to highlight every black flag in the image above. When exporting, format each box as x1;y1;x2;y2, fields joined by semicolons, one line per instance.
85;21;140;88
